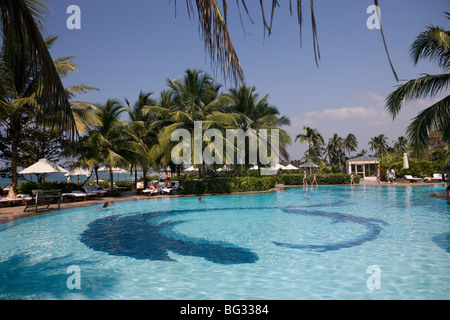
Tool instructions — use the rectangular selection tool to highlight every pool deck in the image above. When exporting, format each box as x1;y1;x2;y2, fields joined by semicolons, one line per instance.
0;180;446;225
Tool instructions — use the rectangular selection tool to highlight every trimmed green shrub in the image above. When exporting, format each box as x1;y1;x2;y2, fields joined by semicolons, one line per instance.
17;181;80;195
179;176;277;195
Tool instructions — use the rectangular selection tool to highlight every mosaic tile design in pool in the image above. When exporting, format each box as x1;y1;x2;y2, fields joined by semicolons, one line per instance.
80;203;390;263
80;210;259;264
275;207;390;252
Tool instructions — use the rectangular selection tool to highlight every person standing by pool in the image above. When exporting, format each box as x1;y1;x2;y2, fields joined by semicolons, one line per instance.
8;182;17;198
312;171;318;186
376;166;381;184
350;172;355;185
303;169;308;187
391;168;396;183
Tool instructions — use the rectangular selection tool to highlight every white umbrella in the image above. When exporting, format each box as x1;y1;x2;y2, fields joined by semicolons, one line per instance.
98;166;128;173
19;158;68;182
284;164;299;170
403;153;409;175
270;163;287;171
97;166;129;182
64;167;91;176
217;165;233;172
184;166;198;172
300;160;319;174
19;158;68;174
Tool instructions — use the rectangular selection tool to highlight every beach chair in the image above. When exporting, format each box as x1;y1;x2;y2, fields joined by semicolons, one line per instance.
161;182;179;195
405;175;422;183
24;190;61;212
83;185;107;197
142;186;161;196
0;194;32;206
62;190;92;202
432;174;443;182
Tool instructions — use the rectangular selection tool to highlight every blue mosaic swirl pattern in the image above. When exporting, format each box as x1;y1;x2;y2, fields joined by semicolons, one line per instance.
80;204;390;264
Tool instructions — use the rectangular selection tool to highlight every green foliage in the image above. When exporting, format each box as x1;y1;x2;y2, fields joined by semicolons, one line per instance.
379;151;444;178
386;160;440;178
17;181;80;195
179;176;277;194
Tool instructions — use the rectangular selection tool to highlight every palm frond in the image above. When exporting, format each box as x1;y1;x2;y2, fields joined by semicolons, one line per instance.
406;95;450;156
386;73;450;118
410;26;450;69
0;0;74;133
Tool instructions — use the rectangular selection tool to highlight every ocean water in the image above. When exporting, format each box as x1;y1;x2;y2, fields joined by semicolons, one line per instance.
0;185;449;300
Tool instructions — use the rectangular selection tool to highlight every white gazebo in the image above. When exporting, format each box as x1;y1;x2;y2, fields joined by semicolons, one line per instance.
346;156;379;180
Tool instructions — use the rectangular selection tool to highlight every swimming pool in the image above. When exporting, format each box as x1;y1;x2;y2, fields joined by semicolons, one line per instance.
0;185;449;300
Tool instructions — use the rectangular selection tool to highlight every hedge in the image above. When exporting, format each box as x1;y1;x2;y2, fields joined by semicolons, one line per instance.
179;176;277;195
17;181;81;195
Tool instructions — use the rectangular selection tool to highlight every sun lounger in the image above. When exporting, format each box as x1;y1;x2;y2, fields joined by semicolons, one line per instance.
161;182;179;195
405;175;422;183
142;187;161;196
424;174;443;183
24;190;61;212
82;185;108;197
432;173;443;182
62;190;91;202
0;194;32;206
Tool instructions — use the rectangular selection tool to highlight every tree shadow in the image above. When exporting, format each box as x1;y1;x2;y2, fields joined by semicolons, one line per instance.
0;254;118;299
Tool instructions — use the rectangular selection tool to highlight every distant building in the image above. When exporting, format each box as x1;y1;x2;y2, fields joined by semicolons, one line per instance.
346;156;380;180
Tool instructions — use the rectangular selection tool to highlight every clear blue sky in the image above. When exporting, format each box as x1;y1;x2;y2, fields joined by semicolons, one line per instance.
44;0;448;160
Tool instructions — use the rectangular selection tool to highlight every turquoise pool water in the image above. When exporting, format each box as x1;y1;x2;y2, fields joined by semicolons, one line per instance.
0;185;449;300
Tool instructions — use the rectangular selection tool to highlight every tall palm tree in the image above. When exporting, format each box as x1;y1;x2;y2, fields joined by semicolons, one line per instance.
85;99;131;189
369;134;389;155
0;36;96;186
227;85;291;174
295;126;324;163
124;91;159;186
325;134;345;171
147;69;235;176
343;133;358;158
393;136;408;152
0;0;73;132
385;15;449;156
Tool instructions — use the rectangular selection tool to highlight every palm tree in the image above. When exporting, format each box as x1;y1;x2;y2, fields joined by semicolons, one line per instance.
325;134;345;171
227;85;291;174
385;15;449;156
146;69;235;176
85;99;131;189
0;0;74;132
369;134;389;155
0;36;96;186
295;126;324;163
124;91;159;187
343;133;358;158
393;136;408;152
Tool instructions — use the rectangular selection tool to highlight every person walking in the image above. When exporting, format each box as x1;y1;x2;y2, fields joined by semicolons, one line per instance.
376;166;381;184
312;171;318;186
